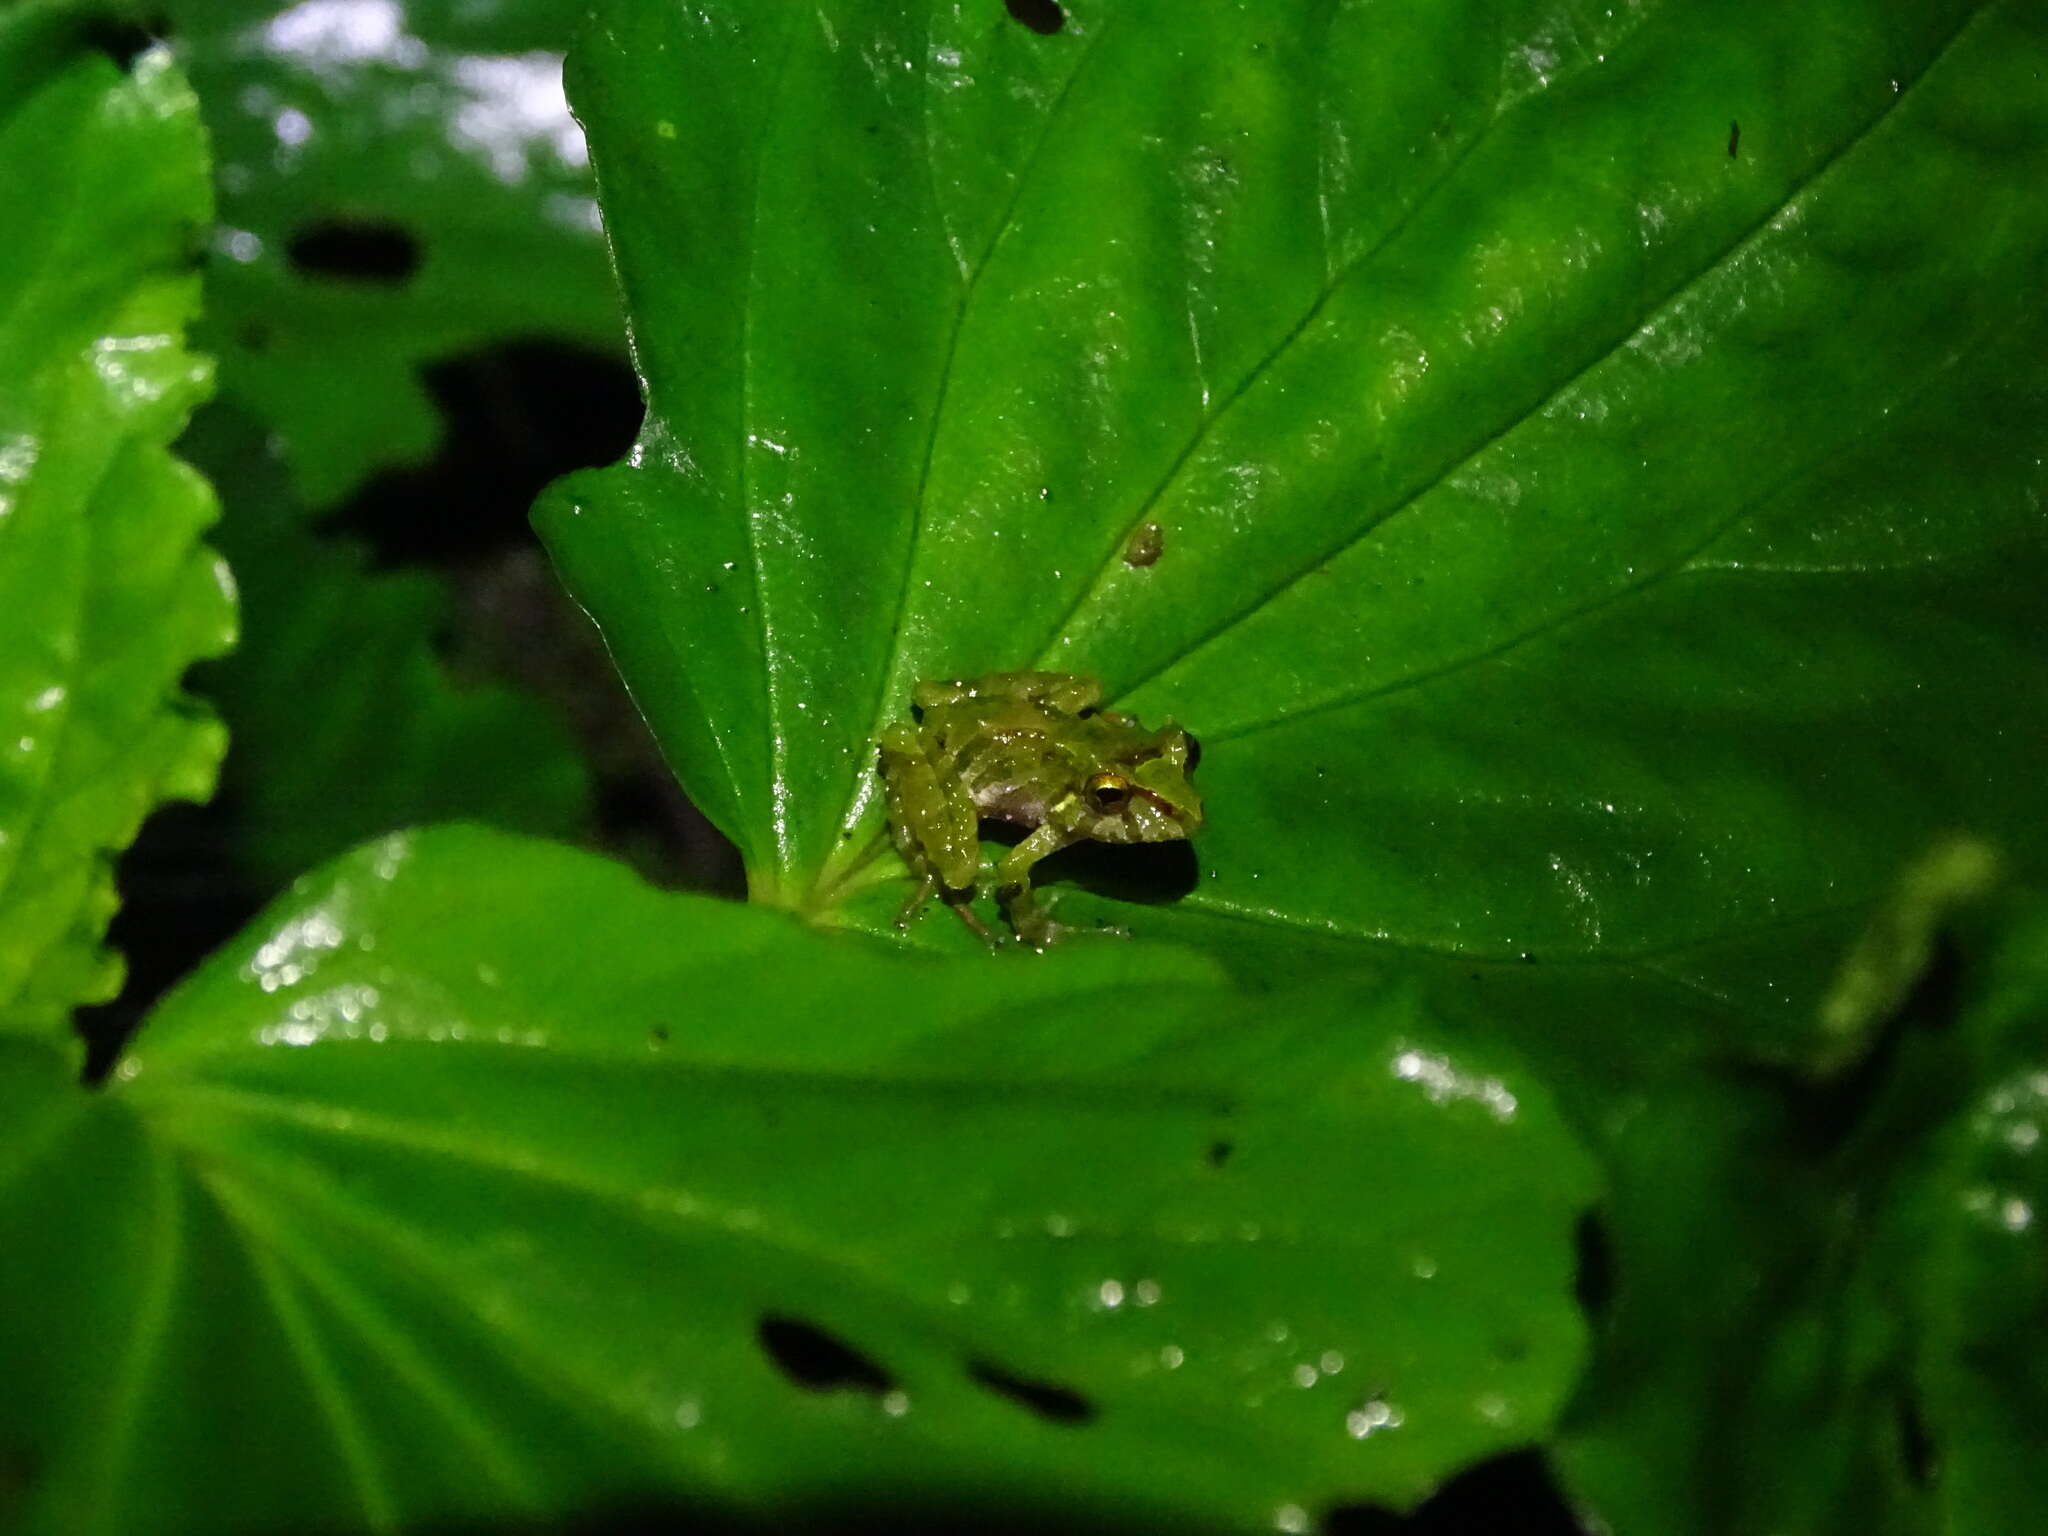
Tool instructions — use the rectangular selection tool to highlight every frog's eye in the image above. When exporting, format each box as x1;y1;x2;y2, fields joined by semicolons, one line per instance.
1085;773;1131;812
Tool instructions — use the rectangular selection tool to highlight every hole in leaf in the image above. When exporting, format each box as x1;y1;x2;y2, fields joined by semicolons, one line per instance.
1897;1386;1938;1487
967;1360;1095;1424
758;1316;895;1396
1573;1210;1615;1320
1004;0;1066;35
286;218;422;284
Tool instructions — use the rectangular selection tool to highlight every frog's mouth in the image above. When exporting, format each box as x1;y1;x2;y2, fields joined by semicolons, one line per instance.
1123;788;1200;839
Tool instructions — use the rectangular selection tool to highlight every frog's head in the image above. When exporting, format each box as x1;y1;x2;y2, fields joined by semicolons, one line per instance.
1074;726;1204;843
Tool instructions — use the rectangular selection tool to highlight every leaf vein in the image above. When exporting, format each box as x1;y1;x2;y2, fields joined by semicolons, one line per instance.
842;11;1120;845
1090;0;1996;703
1206;270;2030;744
194;1157;546;1507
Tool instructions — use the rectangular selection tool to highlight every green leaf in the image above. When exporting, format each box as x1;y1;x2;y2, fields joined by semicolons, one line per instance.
0;11;233;1038
0;825;1594;1532
1557;862;2048;1534
165;0;622;503
180;404;589;887
540;0;2048;1028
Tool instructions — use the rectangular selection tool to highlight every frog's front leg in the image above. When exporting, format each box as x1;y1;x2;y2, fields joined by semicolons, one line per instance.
879;723;991;942
993;823;1112;946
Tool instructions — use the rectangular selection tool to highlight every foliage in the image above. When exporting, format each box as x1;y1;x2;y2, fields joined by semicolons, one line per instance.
2;1;2045;1533
0;3;232;1039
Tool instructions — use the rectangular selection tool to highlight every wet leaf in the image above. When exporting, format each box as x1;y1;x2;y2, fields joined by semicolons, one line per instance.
540;0;2048;1065
0;826;1595;1532
0;9;232;1038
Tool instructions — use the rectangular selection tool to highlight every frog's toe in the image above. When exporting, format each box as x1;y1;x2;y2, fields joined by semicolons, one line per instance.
1010;894;1127;947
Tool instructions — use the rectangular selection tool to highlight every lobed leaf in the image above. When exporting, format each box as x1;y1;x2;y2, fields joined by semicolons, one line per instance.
0;826;1595;1532
0;8;233;1039
541;0;2048;1063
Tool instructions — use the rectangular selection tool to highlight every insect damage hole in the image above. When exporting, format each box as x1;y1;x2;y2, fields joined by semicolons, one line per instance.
967;1359;1096;1424
1574;1210;1616;1319
757;1315;896;1396
286;218;422;284
1896;1387;1938;1487
1004;0;1066;37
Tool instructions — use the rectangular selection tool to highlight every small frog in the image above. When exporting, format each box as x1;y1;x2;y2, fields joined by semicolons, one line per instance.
879;671;1203;946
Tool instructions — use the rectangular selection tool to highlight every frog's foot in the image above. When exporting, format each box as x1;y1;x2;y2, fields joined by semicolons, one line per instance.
944;892;998;948
893;871;938;929
1002;889;1124;948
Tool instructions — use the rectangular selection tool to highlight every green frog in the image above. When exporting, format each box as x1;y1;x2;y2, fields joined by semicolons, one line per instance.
879;671;1203;946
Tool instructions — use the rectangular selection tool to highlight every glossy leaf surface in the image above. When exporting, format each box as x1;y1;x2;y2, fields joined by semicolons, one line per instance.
0;826;1594;1532
181;405;589;886
166;0;622;503
542;0;2048;1025
0;11;233;1038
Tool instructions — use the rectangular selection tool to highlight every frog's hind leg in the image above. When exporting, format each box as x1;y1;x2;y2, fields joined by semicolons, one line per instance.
880;721;986;937
941;891;996;945
890;860;937;930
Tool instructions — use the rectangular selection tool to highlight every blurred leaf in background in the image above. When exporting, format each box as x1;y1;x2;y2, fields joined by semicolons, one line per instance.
167;0;623;504
1561;843;2048;1535
103;1;681;975
179;405;589;888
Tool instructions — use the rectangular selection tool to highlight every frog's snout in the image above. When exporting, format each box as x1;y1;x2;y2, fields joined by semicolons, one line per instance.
1129;761;1203;838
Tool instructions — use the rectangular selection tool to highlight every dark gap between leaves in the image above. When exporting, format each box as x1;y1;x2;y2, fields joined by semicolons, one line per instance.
1573;1209;1616;1320
1790;929;1969;1155
286;217;423;285
757;1315;896;1396
966;1359;1096;1424
80;335;728;1073
321;339;736;894
77;798;265;1083
323;340;641;566
81;15;165;72
1327;1449;1582;1535
1004;0;1066;36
